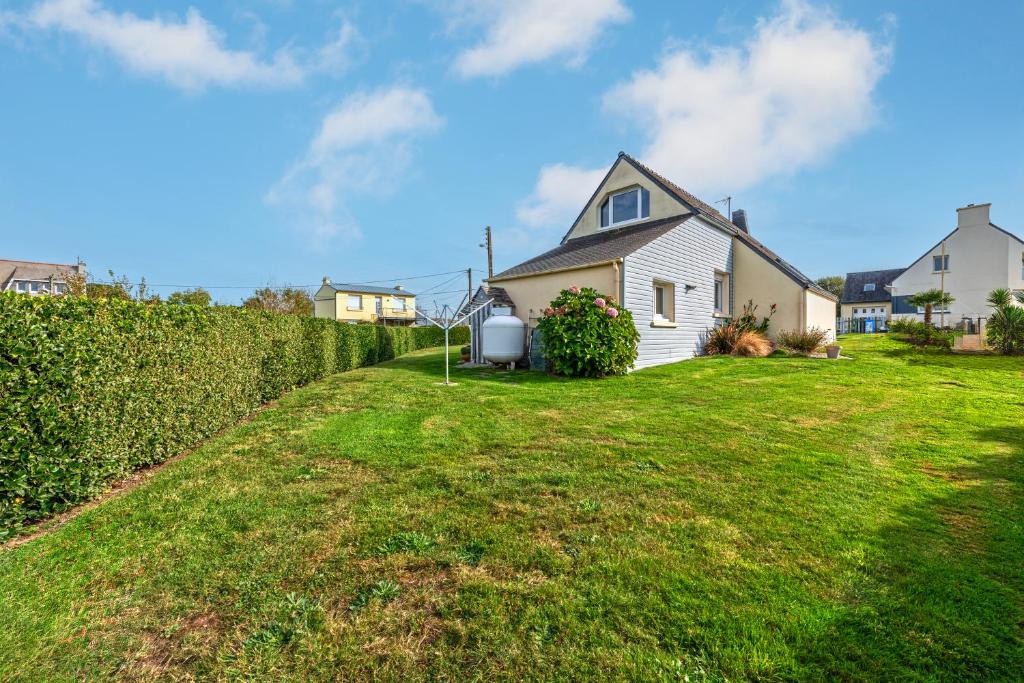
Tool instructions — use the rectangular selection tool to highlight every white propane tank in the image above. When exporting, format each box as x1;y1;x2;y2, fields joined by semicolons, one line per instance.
481;314;525;365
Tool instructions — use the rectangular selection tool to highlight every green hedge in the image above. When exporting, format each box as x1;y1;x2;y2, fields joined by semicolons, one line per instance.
0;294;468;534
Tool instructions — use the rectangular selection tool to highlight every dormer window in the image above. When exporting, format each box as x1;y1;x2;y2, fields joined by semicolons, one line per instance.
863;283;875;292
600;187;650;228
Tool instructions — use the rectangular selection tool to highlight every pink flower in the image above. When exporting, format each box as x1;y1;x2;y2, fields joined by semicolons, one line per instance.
543;307;554;316
568;286;580;294
606;307;619;318
593;297;606;308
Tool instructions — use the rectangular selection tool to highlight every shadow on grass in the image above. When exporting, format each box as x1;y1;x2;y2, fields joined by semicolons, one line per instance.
795;427;1024;680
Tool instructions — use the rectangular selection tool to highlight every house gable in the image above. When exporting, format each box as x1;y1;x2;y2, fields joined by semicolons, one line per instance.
561;154;691;243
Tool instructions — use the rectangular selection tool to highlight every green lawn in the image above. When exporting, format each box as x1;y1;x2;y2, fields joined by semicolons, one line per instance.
1;335;1022;681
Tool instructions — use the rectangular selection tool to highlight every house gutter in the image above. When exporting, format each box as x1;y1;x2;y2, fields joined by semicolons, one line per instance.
488;259;625;283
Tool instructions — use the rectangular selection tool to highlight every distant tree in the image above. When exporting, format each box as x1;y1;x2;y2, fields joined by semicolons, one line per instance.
85;271;133;301
907;289;955;327
242;287;313;316
815;275;844;315
77;270;159;302
167;288;212;307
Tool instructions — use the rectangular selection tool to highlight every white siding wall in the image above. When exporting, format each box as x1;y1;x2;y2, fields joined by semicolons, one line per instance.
624;216;732;369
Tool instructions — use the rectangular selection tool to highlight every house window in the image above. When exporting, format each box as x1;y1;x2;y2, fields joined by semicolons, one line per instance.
15;281;27;292
55;283;66;294
347;295;362;310
714;272;729;315
863;283;876;292
392;298;406;312
653;281;675;323
30;282;41;293
932;254;950;272
599;187;651;228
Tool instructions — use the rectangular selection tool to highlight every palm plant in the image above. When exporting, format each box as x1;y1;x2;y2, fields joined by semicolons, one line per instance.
907;289;955;327
985;288;1024;354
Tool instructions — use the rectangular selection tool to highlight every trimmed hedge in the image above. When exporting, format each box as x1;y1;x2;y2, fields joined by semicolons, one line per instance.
0;294;467;534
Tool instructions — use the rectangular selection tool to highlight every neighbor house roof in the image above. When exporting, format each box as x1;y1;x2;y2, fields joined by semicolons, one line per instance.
324;283;415;297
0;259;81;290
841;269;905;304
458;285;515;317
490;214;689;281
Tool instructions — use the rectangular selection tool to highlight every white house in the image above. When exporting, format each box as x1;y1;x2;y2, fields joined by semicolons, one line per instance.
486;152;837;369
890;203;1024;323
0;258;85;296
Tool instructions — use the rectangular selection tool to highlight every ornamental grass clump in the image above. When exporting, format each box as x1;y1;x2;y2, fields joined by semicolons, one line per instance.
703;323;772;357
777;327;829;354
536;286;639;377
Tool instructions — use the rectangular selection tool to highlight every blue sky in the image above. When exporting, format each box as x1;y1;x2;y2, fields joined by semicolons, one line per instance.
1;0;1022;306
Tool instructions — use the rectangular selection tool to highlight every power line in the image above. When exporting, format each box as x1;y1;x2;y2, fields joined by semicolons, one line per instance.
84;268;472;292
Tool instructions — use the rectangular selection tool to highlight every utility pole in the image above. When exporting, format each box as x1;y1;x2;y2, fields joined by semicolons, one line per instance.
940;239;946;329
480;226;494;279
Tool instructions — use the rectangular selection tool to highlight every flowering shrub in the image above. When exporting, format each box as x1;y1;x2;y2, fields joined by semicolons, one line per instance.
536;286;639;377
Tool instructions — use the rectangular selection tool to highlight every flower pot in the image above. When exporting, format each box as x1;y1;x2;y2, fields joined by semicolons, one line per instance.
825;345;841;359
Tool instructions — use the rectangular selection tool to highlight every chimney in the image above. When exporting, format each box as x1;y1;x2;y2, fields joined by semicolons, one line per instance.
322;275;331;285
395;283;404;291
956;203;991;229
731;209;749;233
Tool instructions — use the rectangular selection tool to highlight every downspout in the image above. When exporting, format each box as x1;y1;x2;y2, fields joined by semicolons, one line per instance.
614;259;624;305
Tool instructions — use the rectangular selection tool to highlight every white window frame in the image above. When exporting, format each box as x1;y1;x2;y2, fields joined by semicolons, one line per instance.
599;187;647;229
652;280;676;326
863;283;876;292
932;254;950;272
713;271;730;316
392;297;406;312
346;294;362;310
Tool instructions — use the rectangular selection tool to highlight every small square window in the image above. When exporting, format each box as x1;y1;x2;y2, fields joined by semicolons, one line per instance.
933;254;949;272
392;298;406;312
653;281;675;322
30;282;41;292
347;295;362;310
863;283;875;292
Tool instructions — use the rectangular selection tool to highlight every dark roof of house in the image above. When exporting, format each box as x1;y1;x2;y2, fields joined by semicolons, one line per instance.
324;283;415;296
458;285;515;316
841;268;905;304
1;259;81;290
502;151;834;300
491;214;689;281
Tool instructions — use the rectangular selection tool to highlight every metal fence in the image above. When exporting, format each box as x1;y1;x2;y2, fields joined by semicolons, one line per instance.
836;317;889;334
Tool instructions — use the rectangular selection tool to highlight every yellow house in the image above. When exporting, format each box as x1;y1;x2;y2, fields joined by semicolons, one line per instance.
313;277;416;325
486;152;837;369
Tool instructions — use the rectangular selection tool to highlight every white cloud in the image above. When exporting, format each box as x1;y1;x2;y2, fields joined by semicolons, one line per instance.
517;163;606;229
7;0;361;92
602;0;891;195
450;0;631;78
267;87;444;244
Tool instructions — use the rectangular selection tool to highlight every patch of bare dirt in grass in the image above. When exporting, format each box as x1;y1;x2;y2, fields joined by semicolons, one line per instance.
939;508;986;554
132;612;224;680
920;463;982;490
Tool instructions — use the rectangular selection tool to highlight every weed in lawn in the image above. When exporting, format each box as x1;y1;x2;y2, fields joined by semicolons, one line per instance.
243;592;324;649
349;580;402;612
374;531;436;556
456;539;487;566
577;499;603;514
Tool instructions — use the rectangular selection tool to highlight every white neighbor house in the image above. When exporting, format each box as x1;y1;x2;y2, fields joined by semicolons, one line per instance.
487;153;837;369
890;203;1024;323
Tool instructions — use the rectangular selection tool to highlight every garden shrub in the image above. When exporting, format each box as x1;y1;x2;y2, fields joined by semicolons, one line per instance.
535;286;639;377
0;293;467;535
888;318;955;349
702;323;770;357
985;288;1024;354
777;327;829;354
